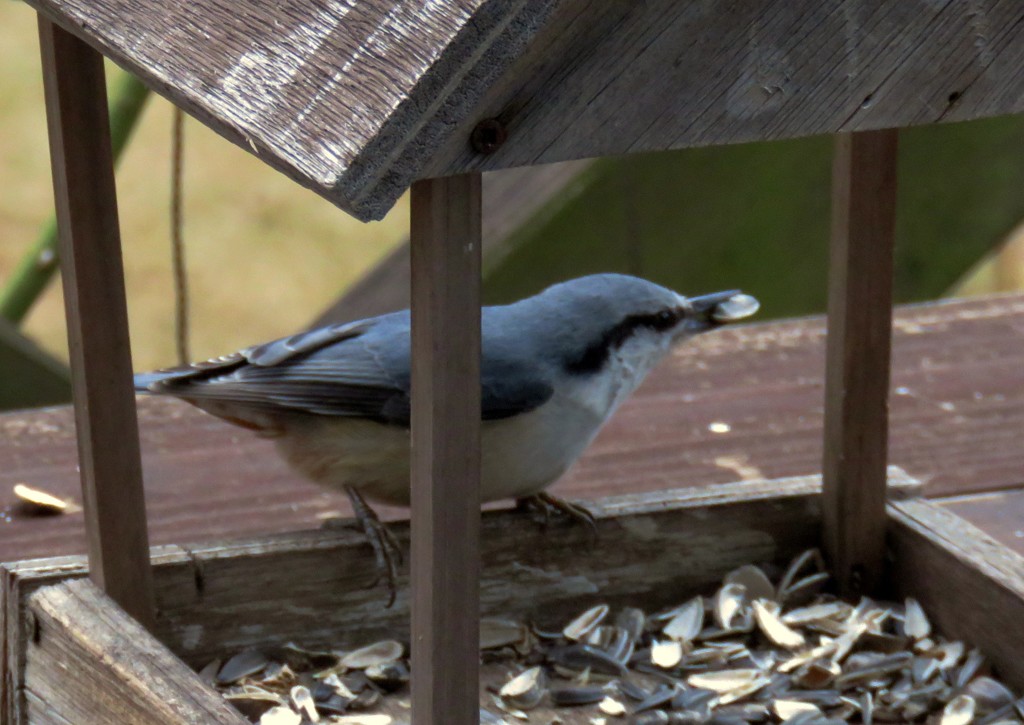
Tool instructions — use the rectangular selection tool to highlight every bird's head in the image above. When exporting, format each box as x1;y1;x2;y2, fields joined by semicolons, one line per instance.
528;274;759;379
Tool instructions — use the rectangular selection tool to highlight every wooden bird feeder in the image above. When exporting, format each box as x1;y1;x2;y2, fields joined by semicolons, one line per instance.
5;2;1024;723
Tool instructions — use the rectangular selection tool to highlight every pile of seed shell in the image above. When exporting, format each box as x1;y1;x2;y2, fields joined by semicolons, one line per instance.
204;549;1023;725
200;639;406;725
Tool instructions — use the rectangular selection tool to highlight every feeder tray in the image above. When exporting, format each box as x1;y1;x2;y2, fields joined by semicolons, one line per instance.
5;469;1024;723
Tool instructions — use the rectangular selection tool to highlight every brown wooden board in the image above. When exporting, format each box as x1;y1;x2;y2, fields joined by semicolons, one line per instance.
431;1;1024;181
409;173;483;724
941;490;1024;555
23;578;245;724
889;498;1024;690
22;0;557;220
1;474;918;722
1;295;1023;564
822;130;898;595
38;18;154;627
21;1;1024;219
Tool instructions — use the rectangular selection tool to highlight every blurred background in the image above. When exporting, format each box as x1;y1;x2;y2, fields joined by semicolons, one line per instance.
3;1;1024;411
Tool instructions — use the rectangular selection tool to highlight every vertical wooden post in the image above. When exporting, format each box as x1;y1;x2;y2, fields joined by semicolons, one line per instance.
38;18;155;627
410;174;482;724
822;130;898;597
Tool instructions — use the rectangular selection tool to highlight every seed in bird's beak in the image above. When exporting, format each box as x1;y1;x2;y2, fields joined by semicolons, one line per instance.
711;293;760;323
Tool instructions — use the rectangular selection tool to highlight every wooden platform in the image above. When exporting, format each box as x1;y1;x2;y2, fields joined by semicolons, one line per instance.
2;293;1023;563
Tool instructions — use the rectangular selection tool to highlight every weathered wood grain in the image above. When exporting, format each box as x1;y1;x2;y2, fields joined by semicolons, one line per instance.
889;498;1024;690
37;19;154;628
2;474;919;721
942;490;1024;554
431;1;1024;180
1;294;1023;566
23;578;245;724
22;0;557;220
24;0;1024;219
410;174;483;725
822;130;898;596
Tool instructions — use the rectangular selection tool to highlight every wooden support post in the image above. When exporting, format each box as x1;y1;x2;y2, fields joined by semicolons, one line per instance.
38;18;155;627
822;130;898;597
410;174;482;724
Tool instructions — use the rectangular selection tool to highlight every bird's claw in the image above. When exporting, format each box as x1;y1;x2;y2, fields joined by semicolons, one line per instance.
517;492;598;541
345;486;403;607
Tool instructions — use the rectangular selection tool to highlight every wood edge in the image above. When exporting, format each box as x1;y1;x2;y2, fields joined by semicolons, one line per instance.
888;498;1024;594
20;1;374;221
341;0;561;220
0;464;921;708
888;498;1024;689
24;578;246;724
0;468;921;586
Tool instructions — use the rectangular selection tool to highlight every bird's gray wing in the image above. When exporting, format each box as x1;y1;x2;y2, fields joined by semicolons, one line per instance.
137;314;555;426
136;318;413;425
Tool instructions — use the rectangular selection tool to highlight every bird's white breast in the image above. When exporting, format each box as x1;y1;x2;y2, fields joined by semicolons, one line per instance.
273;341;665;507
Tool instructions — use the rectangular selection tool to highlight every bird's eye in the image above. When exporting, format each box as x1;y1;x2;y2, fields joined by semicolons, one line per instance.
653;309;677;329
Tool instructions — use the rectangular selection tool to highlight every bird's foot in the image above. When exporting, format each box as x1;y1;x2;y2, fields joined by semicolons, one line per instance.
344;486;402;607
516;492;598;540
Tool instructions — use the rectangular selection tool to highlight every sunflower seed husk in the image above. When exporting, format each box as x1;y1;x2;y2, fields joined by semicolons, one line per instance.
365;661;409;692
725;565;775;603
711;294;760;322
598;696;626;716
752;600;804;649
616;607;646;641
635;685;676;713
290;685;319;722
13;483;76;515
942;695;978;725
499;666;544;710
662;597;704;642
715;583;752;632
791;660;840;689
205;548;1015;725
903;598;931;640
781;572;830;606
330;716;393;725
550;644;628;677
633;712;671;725
781;602;850;627
618;679;649;701
340;641;403;670
218;649;269;685
650;640;684;669
481;619;530;650
777;549;824;600
688;669;763;693
773;700;822;720
551;686;606;707
564;604;610;642
965;677;1015;714
259;707;302;725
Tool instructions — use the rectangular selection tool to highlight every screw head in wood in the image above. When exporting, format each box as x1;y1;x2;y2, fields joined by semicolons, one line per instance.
471;118;507;154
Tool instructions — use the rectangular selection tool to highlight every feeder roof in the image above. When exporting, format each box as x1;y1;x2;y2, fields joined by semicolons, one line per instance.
27;0;1024;221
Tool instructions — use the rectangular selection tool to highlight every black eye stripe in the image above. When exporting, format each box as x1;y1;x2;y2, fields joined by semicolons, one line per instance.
566;307;685;374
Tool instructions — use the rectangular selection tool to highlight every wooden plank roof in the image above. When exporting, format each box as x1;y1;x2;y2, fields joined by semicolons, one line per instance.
26;0;556;219
23;0;1024;220
2;293;1023;563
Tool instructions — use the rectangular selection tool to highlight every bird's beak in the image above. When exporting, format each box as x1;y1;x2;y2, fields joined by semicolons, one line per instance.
678;291;760;335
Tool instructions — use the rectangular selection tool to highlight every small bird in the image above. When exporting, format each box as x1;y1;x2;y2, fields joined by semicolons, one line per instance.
135;274;758;601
